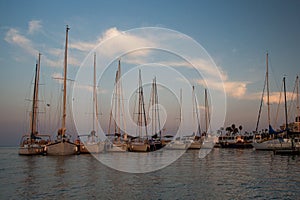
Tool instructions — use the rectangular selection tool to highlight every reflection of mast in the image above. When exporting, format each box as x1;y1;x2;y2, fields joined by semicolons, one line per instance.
61;25;69;136
30;53;41;139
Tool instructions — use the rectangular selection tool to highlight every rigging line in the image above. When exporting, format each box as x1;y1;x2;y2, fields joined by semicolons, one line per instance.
155;78;161;137
287;76;298;121
274;80;283;129
147;78;153;134
132;84;138;136
119;67;127;136
268;56;281;93
255;72;267;132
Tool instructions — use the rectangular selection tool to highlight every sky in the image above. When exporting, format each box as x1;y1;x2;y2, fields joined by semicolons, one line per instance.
0;0;300;146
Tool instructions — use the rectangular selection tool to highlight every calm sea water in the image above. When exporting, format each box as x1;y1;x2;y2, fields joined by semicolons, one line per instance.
0;147;299;200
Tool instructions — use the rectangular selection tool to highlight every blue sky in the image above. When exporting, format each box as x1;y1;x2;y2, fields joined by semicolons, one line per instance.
0;0;300;146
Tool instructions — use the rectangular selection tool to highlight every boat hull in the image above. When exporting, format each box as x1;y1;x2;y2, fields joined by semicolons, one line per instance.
105;142;128;152
189;140;202;149
253;139;292;151
165;141;189;150
220;142;253;148
18;146;44;155
128;142;149;152
80;142;105;154
46;140;78;156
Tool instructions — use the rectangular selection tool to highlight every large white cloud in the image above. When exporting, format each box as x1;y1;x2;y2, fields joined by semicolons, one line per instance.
28;20;42;34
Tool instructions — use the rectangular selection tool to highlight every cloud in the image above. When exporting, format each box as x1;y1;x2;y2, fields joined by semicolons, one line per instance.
70;27;154;58
196;75;248;99
5;24;81;68
245;91;296;104
5;28;36;56
28;20;42;34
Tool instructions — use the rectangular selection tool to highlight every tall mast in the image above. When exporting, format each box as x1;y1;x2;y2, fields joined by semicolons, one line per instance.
154;77;161;138
192;86;196;135
296;76;300;123
205;89;209;133
150;78;155;135
180;88;182;132
266;53;271;127
61;25;69;136
119;59;127;139
283;77;288;134
92;52;96;132
113;70;119;135
137;69;148;137
30;53;41;139
192;86;201;136
117;59;121;135
138;70;142;137
150;77;161;138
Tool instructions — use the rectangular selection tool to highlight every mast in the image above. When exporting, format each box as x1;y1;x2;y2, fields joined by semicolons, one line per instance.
113;70;119;135
117;59;121;135
155;77;161;138
283;77;288;134
266;53;271;127
137;69;148;138
30;53;41;139
119;59;127;139
92;52;96;133
150;77;161;138
192;86;201;136
192;86;195;135
205;88;209;133
296;76;300;123
61;25;69;136
179;88;182;133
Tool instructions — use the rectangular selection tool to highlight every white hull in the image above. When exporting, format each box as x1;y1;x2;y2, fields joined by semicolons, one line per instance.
253;138;292;150
165;140;189;150
105;142;127;152
81;142;105;154
189;140;202;149
46;140;78;156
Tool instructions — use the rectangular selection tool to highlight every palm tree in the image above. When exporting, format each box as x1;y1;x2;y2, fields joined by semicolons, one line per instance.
239;125;243;133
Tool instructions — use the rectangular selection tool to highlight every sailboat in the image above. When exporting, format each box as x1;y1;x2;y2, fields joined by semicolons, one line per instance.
148;77;164;151
165;88;190;150
199;89;218;158
128;69;150;152
105;59;128;152
201;89;217;148
286;76;300;135
253;53;291;150
189;86;203;149
19;53;51;155
78;53;105;154
45;25;78;156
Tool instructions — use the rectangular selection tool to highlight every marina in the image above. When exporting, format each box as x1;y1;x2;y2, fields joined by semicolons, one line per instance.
1;147;300;199
1;1;300;199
